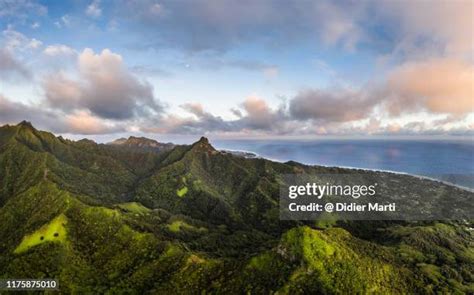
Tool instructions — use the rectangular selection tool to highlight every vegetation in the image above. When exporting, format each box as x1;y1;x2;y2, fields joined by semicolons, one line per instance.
0;122;472;293
116;202;151;215
176;187;188;198
14;214;68;254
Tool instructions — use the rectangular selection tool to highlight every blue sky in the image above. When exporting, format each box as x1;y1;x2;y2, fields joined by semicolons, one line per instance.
0;0;472;141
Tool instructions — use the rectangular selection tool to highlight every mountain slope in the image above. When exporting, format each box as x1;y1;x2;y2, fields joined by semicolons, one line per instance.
0;122;172;205
108;136;174;151
0;122;472;293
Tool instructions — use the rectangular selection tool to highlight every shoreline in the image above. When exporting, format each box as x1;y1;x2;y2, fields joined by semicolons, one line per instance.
219;148;474;192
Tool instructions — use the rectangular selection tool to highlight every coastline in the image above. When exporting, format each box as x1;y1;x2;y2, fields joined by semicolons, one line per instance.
220;148;474;192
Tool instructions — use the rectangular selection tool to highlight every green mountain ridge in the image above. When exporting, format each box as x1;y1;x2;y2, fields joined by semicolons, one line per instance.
0;122;473;294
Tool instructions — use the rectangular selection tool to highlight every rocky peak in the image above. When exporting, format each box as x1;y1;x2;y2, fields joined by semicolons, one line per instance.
110;138;128;145
108;136;174;150
198;136;209;144
17;120;35;130
191;136;216;152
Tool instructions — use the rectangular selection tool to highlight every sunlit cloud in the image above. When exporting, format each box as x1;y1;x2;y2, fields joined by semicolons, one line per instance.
43;48;163;120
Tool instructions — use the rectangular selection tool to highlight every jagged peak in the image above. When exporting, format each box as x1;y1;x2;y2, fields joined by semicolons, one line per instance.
17;120;35;129
191;136;216;152
14;122;59;141
127;136;158;143
76;138;97;145
3;121;66;151
108;137;127;145
108;135;174;150
198;136;209;144
109;136;158;145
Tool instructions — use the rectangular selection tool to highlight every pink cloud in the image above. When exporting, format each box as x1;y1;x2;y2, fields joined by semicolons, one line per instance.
386;58;473;115
43;48;162;119
65;111;116;134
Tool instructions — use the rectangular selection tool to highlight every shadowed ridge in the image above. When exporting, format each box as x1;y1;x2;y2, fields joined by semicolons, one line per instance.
9;121;63;152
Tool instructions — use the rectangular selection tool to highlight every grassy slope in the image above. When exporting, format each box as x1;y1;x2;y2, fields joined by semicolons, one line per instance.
14;214;68;254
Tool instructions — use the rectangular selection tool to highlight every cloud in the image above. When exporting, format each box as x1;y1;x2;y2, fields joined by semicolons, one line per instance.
0;94;62;132
141;87;473;136
113;0;473;61
372;120;474;137
0;95;123;135
43;72;82;109
2;26;42;51
182;96;286;133
309;0;364;51
144;96;289;135
1;1;472;137
0;27;41;80
0;48;31;80
117;0;365;52
238;96;284;130
61;15;71;26
213;59;279;78
155;102;233;134
263;66;279;78
181;102;206;118
179;56;280;78
287;57;473;126
55;14;71;28
0;0;47;20
64;111;122;134
384;58;474;115
374;1;473;56
289;88;378;122
222;60;278;74
43;48;163;120
86;0;102;18
43;44;76;57
129;65;172;78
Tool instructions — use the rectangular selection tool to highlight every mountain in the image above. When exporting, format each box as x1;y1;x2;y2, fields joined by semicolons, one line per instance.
0;122;472;294
108;136;174;151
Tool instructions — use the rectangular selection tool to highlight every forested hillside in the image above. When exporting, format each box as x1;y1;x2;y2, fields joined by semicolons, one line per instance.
0;122;472;294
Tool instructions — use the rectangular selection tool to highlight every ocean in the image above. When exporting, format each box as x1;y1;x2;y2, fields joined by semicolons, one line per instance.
213;139;474;189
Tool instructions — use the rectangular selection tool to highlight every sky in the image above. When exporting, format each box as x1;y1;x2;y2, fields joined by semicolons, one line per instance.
0;0;473;142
